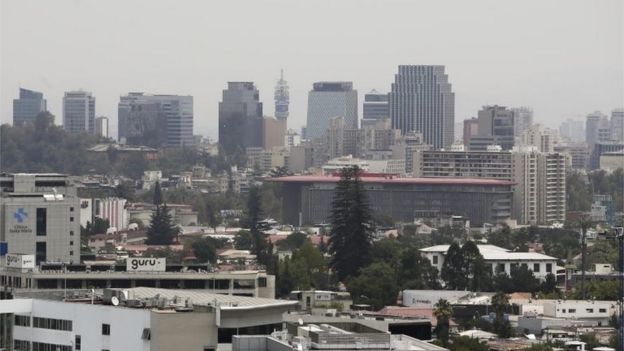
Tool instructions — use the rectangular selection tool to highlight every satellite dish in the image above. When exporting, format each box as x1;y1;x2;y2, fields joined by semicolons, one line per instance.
298;318;304;326
111;296;119;306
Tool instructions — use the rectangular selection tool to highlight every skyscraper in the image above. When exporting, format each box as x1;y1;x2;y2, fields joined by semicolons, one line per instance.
585;111;609;146
469;105;515;151
63;90;95;134
610;108;624;142
95;116;109;138
218;82;264;155
274;69;289;121
512;106;533;137
118;93;194;147
559;118;585;143
306;82;358;140
13;88;47;126
389;65;454;149
362;89;389;122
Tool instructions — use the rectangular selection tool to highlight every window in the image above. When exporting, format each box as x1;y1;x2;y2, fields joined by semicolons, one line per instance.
14;339;31;351
546;263;552;273
257;277;267;287
70;207;74;212
75;335;81;350
533;263;540;272
432;255;438;265
599;308;607;313
36;208;47;236
102;323;110;335
32;342;71;351
70;217;74;222
141;328;151;340
15;315;30;327
70;230;74;236
568;309;576;313
561;309;566;313
69;241;74;246
586;308;594;313
69;251;74;256
35;242;46;265
32;317;72;331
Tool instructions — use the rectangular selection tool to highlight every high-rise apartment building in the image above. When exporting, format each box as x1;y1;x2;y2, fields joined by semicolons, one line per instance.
362;89;389;122
389;65;454;149
468;105;515;151
536;152;566;224
512;106;533;137
610;108;624;142
94;116;109;138
520;124;557;153
412;147;566;225
13;88;47;126
306;82;358;140
585;111;610;146
274;70;289;121
118;93;194;147
0;174;80;264
219;82;264;155
559;118;585;143
63;90;95;134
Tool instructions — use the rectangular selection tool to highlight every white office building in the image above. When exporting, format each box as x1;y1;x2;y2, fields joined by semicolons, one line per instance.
0;287;297;351
419;244;559;280
0;174;80;264
63;90;95;134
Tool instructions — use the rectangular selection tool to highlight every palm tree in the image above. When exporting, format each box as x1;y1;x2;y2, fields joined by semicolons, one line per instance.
433;298;453;346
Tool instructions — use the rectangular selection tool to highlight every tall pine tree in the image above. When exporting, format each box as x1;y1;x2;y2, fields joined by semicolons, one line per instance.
247;185;268;265
328;166;374;281
146;203;179;245
153;181;163;205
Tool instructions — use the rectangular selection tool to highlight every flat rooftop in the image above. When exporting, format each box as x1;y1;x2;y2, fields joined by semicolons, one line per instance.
270;175;514;186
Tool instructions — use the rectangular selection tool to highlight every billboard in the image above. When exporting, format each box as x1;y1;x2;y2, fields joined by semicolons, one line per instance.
5;254;35;269
126;257;166;272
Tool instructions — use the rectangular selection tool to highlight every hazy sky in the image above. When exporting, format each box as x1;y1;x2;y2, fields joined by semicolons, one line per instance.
1;0;622;140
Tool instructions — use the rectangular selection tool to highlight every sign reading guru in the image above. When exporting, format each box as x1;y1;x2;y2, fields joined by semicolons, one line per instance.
126;257;166;272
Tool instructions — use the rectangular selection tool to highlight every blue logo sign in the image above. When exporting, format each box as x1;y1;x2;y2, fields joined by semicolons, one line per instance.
13;208;28;223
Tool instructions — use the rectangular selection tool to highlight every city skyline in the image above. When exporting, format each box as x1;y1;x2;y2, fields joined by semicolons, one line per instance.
1;0;622;140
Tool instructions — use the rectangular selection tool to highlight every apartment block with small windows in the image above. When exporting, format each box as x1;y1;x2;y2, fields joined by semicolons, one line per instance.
0;174;80;264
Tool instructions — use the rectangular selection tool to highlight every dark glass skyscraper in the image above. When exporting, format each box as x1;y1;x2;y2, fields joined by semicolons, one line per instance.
218;82;264;155
13;88;47;126
362;89;389;122
118;93;193;147
389;65;454;149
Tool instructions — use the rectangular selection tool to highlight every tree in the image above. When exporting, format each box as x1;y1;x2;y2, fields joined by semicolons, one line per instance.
276;232;308;251
191;237;220;263
510;265;541;293
398;247;440;290
246;185;268;264
146;203;180;245
445;336;489;351
433;299;453;347
579;334;600;350
234;230;253;250
491;292;512;338
83;217;110;236
328;166;375;281
540;273;558;294
347;262;398;310
153;181;163;205
441;243;464;289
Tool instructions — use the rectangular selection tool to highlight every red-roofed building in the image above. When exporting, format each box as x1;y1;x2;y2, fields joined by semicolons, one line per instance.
270;175;513;226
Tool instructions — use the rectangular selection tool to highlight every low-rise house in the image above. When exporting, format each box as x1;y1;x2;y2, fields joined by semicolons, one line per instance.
419;244;559;280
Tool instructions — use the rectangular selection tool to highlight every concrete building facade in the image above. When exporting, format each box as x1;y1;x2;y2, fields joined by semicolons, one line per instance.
389;65;454;149
362;89;389;121
63;90;95;134
94;116;109;138
272;175;513;226
0;174;80;264
469;105;515;151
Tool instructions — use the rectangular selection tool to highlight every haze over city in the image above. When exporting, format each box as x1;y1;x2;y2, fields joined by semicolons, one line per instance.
1;0;622;139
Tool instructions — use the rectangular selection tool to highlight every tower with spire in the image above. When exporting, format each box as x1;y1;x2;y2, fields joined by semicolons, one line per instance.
274;69;289;121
